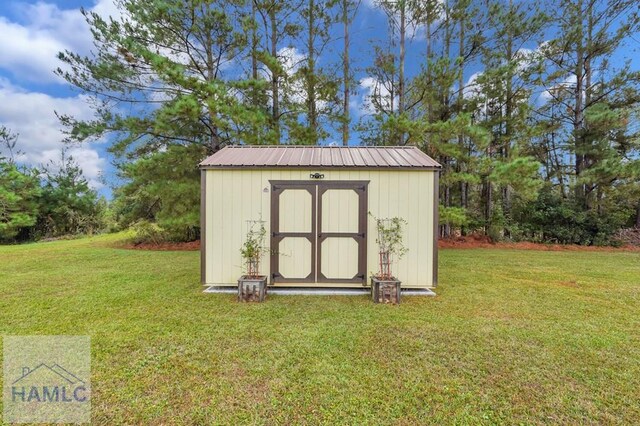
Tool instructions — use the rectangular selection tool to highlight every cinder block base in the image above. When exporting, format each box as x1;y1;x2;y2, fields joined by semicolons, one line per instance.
237;276;267;302
371;277;401;304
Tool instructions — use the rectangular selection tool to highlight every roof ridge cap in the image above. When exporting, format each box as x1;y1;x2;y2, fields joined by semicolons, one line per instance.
224;145;419;149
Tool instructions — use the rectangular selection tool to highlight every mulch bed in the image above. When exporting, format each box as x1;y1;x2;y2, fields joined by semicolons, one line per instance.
122;233;640;253
439;234;640;252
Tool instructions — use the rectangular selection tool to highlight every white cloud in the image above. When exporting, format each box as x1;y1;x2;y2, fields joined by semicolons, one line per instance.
358;76;396;115
269;46;330;111
37;147;106;189
0;79;105;188
541;74;577;102
515;47;534;59
278;47;307;105
278;46;306;75
463;71;483;99
514;47;543;73
0;16;69;83
0;0;120;83
349;96;361;115
91;0;122;20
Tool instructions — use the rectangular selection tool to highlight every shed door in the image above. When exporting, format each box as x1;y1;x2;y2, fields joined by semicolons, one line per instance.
270;181;368;285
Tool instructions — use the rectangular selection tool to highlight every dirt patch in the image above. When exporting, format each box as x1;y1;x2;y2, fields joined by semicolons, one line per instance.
124;240;201;251
439;235;640;252
122;235;640;253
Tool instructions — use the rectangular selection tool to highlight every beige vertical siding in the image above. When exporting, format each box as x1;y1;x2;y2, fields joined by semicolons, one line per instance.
203;169;436;288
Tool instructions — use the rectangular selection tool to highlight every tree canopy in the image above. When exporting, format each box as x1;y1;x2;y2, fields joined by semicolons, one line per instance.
4;0;639;245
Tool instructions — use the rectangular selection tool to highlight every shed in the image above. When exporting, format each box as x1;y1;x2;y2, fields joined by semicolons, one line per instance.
199;145;441;289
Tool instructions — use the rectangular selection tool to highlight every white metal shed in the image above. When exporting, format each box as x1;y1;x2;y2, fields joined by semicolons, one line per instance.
200;145;441;289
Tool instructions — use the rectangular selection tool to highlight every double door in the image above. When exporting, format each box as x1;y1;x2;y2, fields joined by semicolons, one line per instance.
270;180;368;284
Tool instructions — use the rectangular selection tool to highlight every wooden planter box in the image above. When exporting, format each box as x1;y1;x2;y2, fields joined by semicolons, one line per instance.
237;276;267;302
371;276;401;304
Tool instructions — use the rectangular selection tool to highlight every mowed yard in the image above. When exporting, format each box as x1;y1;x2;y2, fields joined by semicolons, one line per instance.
1;234;639;425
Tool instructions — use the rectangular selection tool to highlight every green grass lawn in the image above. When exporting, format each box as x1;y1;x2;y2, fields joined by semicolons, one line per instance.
1;234;639;425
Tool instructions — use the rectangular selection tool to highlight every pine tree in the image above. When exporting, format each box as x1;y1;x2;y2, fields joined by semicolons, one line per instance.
471;0;547;237
340;0;359;145
0;127;40;241
407;0;489;236
539;0;640;210
357;0;412;146
288;0;339;144
113;144;205;241
37;150;105;237
251;0;304;143
57;0;267;155
0;126;20;164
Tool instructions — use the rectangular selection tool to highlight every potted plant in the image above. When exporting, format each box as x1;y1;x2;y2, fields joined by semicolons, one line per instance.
238;220;268;302
370;215;407;304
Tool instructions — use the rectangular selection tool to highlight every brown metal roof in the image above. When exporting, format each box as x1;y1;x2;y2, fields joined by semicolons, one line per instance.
199;146;441;169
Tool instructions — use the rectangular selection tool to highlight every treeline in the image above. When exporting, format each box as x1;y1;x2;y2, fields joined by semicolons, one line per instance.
0;127;107;242
3;0;640;245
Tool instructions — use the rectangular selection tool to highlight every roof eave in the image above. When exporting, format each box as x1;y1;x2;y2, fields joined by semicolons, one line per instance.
199;164;442;170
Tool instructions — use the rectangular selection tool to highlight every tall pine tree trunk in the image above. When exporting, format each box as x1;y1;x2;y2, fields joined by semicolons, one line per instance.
342;0;350;146
398;0;405;122
458;9;467;222
584;1;594;210
442;0;451;233
307;0;318;143
251;0;259;106
484;180;492;236
502;0;514;237
205;32;220;152
270;8;280;143
444;172;451;238
573;0;585;204
426;17;433;132
388;20;395;117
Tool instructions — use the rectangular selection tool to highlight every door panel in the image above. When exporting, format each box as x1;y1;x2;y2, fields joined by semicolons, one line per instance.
278;237;313;279
320;237;359;279
279;189;313;233
321;189;359;233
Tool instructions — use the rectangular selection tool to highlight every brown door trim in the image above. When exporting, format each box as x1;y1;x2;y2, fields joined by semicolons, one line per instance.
270;182;317;284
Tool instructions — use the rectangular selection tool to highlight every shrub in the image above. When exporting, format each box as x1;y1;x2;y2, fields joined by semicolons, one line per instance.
240;221;267;277
132;220;168;245
512;187;630;245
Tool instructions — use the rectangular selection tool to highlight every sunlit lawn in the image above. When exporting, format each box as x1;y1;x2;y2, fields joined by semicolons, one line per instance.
1;234;639;424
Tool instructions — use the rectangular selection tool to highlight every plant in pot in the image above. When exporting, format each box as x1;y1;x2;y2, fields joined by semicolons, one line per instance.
370;215;407;304
238;220;268;302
